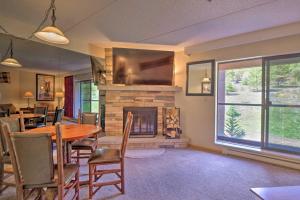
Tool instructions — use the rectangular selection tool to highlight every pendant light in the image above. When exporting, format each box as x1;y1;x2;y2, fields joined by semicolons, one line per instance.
1;39;22;67
202;69;210;83
34;0;69;44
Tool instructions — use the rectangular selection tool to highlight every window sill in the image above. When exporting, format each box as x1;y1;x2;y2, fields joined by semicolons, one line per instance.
215;141;300;165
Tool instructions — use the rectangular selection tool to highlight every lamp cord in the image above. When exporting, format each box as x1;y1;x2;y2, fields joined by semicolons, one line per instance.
28;0;56;39
0;0;56;59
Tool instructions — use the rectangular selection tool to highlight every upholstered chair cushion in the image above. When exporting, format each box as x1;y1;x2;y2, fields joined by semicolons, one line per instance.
0;104;16;114
72;138;97;150
23;164;79;189
0;118;21;132
0;118;21;155
11;132;54;185
82;113;97;125
88;148;121;164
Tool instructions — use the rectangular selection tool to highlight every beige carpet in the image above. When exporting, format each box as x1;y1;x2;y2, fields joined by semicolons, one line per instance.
1;148;300;200
125;148;165;158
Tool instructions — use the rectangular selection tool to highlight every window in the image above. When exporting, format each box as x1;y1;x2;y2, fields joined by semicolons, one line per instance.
217;58;263;146
80;80;99;113
265;54;300;153
217;54;300;154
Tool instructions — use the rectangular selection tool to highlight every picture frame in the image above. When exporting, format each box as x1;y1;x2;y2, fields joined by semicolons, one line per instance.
186;59;215;96
36;74;55;101
0;72;11;83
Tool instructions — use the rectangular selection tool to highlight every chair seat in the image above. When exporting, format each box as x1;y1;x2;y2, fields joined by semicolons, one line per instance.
72;138;97;150
56;164;79;184
24;164;79;189
88;148;121;164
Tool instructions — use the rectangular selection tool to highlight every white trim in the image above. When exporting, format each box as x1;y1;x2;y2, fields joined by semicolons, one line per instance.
216;141;300;169
216;56;263;64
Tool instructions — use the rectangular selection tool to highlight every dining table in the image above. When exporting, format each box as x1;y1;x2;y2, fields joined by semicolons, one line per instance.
26;124;101;163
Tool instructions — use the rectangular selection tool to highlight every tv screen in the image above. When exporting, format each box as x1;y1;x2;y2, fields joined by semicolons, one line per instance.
113;48;174;85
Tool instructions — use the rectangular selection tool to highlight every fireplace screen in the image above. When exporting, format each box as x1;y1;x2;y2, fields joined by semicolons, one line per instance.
123;107;157;137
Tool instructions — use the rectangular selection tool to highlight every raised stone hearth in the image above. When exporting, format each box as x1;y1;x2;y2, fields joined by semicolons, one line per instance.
98;135;189;149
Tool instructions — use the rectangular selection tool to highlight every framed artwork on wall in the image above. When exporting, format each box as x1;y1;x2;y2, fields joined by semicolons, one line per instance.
36;74;55;101
0;72;11;83
186;59;215;96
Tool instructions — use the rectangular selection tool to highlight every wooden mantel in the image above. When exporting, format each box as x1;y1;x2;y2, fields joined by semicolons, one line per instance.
98;85;182;92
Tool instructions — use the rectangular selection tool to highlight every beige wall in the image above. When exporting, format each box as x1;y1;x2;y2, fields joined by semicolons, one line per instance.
0;66;63;110
175;33;300;151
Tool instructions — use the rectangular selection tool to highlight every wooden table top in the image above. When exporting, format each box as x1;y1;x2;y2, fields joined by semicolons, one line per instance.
26;124;101;141
10;113;45;119
251;185;300;200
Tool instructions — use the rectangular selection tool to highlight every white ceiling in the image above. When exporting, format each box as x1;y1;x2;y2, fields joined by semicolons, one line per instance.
1;0;300;55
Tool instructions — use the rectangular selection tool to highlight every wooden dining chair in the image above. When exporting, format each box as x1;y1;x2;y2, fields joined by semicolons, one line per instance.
26;106;48;129
88;112;133;199
2;122;80;200
0;112;25;193
52;107;64;125
71;109;99;164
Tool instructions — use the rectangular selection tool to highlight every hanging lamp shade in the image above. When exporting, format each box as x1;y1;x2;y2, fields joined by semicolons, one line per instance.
34;1;69;45
1;57;22;67
1;39;22;68
202;77;210;83
34;25;69;44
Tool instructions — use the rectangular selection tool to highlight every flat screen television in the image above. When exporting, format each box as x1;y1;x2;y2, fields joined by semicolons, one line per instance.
113;48;174;85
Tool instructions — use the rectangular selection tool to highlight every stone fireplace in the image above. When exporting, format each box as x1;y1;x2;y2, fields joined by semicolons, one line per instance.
103;88;178;136
100;48;181;136
97;48;189;148
124;107;157;137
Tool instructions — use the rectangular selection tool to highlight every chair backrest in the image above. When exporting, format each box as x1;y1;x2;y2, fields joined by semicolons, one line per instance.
52;107;64;125
0;115;25;155
121;112;133;157
34;106;48;115
55;123;64;186
1;123;22;186
78;109;98;125
9;131;54;186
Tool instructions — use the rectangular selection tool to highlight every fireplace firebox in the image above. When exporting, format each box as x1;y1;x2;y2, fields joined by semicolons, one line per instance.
123;107;157;138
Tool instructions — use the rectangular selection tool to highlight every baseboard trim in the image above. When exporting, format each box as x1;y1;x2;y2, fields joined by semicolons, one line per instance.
189;144;222;154
189;144;300;170
224;148;300;170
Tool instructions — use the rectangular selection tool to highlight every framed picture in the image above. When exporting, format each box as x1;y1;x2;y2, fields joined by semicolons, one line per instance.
0;72;11;83
36;74;55;101
186;60;215;96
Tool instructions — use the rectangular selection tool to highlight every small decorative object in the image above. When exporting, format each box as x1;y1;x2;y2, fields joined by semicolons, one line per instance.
163;107;181;139
24;91;34;108
186;60;215;96
0;72;11;83
36;74;55;101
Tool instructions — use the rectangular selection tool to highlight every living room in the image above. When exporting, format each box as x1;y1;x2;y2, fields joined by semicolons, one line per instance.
1;0;300;200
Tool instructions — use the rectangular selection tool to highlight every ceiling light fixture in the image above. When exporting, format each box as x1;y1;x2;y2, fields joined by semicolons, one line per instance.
34;0;69;44
1;39;22;67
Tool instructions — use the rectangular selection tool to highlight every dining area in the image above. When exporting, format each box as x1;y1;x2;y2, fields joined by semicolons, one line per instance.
0;108;133;199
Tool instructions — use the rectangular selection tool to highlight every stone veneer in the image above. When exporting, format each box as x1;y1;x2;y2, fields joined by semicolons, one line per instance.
103;48;178;136
105;90;175;135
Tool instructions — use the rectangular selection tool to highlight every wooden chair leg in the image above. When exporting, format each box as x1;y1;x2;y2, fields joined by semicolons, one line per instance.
75;169;80;200
57;185;63;200
0;162;3;194
76;150;80;164
121;160;125;194
89;164;94;199
45;188;56;200
16;185;24;200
